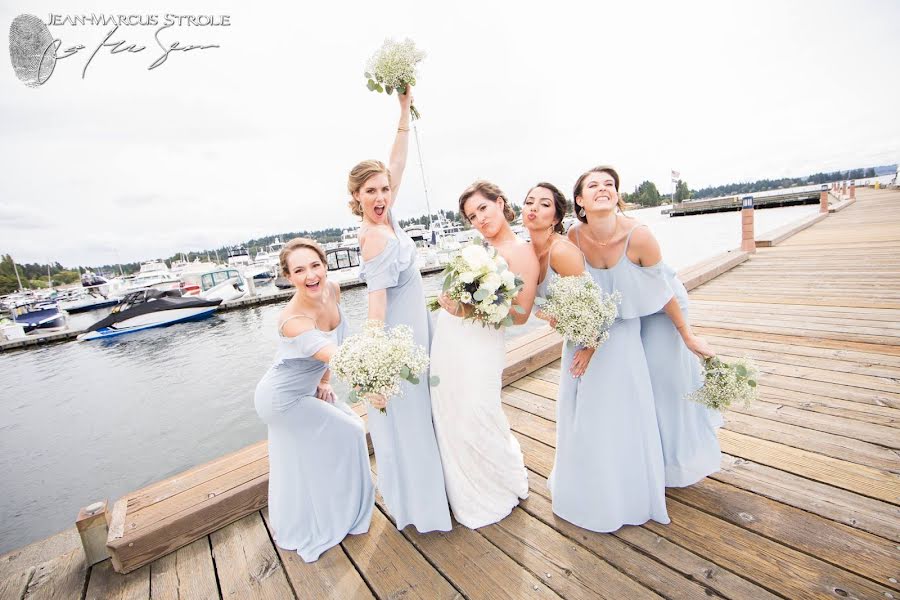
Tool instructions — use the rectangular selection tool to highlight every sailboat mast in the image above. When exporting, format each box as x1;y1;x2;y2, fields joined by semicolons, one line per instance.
412;122;433;229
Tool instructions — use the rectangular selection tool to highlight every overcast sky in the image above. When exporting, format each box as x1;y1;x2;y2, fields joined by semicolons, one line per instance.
2;0;898;266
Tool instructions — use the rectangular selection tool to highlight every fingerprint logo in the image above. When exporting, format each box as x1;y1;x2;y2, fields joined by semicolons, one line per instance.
9;14;56;87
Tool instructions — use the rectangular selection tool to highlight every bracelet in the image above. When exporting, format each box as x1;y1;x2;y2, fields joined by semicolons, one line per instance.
397;126;410;132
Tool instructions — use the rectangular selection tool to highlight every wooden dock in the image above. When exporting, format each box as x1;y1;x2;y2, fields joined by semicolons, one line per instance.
2;187;899;599
667;187;828;216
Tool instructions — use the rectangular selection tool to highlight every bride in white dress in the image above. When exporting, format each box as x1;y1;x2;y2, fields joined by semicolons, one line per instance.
430;180;539;529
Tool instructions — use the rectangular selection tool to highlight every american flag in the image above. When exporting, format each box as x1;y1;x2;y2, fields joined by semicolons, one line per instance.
671;170;680;181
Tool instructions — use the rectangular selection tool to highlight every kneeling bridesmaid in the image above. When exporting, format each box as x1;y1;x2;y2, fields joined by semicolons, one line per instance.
254;238;374;562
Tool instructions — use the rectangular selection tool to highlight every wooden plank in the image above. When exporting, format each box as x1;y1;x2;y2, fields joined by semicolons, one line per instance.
85;561;149;600
757;386;900;427
208;512;294;599
718;429;900;503
644;498;896;600
722;411;900;472
730;398;900;448
109;474;268;574
756;212;828;246
126;442;267;513
0;529;81;583
523;470;780;600
713;454;900;543
401;522;563;600
668;478;900;591
148;537;218;600
340;505;459;600
501;388;556;422
479;507;660;599
261;508;373;600
0;568;31;600
21;548;87;600
516;482;728;599
508;376;558;401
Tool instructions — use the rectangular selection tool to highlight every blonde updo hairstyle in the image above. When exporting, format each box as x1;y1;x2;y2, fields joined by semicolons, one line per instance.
458;180;515;223
279;237;327;277
573;165;625;223
347;160;392;217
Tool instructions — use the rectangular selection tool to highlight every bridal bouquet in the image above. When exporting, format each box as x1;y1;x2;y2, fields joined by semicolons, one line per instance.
534;274;620;348
686;356;759;410
426;242;525;328
364;38;425;119
329;321;437;414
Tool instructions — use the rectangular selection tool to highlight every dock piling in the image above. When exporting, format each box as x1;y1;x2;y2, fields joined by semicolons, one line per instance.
740;196;756;253
820;190;829;213
76;499;111;566
850;180;856;199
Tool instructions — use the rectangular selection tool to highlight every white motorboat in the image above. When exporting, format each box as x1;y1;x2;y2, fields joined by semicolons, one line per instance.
197;268;247;303
78;289;221;341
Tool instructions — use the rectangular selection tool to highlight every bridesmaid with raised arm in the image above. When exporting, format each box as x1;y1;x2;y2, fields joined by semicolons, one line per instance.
254;238;374;562
348;87;452;533
556;165;671;532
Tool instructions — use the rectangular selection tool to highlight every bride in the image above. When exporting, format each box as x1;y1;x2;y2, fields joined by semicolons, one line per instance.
430;180;539;528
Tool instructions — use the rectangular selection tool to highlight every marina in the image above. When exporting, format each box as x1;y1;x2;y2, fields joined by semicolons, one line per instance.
1;185;896;599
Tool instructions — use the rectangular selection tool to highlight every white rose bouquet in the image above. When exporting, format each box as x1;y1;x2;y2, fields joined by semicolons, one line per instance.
426;242;525;328
686;356;759;410
329;320;437;414
534;274;620;348
364;38;425;119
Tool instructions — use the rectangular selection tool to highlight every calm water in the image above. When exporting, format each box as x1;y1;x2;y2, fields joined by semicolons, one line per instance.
0;203;817;553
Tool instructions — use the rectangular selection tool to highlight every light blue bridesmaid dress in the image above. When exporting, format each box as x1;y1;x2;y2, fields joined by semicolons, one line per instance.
358;210;452;533
550;226;670;532
640;259;723;487
254;304;374;563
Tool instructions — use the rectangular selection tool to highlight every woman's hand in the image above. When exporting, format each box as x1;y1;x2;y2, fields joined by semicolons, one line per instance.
398;85;414;112
683;334;715;360
570;347;595;378
535;309;558;328
315;382;336;404
437;292;463;317
364;392;387;410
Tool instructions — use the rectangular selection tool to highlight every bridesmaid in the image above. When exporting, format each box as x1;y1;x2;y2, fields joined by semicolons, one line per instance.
348;87;452;533
254;238;374;563
639;240;722;485
521;182;595;376
554;165;671;532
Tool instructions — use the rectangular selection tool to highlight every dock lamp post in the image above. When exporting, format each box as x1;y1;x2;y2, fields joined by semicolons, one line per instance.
849;180;856;199
741;195;756;253
820;184;829;213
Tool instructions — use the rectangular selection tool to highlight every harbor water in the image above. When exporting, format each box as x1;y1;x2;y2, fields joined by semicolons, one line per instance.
0;203;818;554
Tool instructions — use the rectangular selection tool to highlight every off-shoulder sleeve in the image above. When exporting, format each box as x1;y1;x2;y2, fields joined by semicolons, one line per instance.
614;261;675;319
279;329;332;359
359;240;401;291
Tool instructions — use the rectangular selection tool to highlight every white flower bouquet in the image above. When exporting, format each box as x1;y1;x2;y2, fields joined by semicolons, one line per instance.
686;356;759;410
329;320;437;414
534;274;620;348
364;38;425;119
426;242;525;328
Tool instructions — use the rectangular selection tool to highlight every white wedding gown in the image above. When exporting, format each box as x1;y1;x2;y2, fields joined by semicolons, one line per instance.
429;310;528;528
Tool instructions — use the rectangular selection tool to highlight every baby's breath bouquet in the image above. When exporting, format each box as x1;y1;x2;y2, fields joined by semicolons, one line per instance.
426;242;525;328
364;38;425;119
687;356;759;410
535;274;620;348
329;321;437;414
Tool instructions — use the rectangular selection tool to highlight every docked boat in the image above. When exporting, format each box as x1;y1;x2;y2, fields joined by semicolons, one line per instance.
78;289;221;341
196;268;247;303
7;299;68;333
275;247;361;288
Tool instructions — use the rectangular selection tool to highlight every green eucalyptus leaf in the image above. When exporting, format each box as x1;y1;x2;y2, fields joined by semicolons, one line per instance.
400;366;410;379
375;83;384;93
429;375;440;386
748;379;757;387
512;304;525;314
409;375;420;385
534;297;547;306
735;364;748;377
473;289;488;302
386;86;394;95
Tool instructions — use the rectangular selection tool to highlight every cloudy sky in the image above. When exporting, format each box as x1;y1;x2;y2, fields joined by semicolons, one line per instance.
2;0;898;266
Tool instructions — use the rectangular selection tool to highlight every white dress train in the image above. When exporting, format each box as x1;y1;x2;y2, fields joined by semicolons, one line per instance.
429;310;528;529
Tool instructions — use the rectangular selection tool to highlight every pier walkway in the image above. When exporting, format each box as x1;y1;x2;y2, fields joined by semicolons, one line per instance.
2;188;898;599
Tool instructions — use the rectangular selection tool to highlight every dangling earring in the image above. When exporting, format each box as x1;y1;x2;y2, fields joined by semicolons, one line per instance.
578;207;586;218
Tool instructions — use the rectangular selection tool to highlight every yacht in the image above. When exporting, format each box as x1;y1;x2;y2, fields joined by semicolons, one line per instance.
196;268;247;303
7;298;67;333
78;288;221;341
324;247;362;284
339;227;360;250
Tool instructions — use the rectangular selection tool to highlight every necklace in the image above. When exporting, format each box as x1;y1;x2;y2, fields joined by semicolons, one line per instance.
592;215;619;247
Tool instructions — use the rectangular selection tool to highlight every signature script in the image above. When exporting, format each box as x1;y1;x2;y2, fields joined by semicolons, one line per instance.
39;23;219;81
